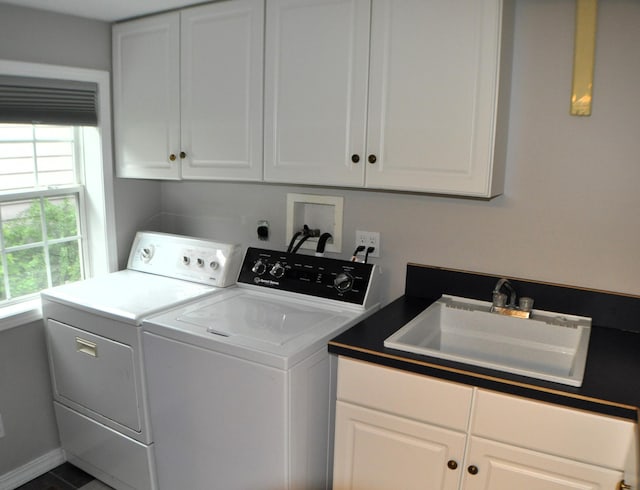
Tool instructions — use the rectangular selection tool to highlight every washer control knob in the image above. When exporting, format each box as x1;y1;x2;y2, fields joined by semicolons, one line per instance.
209;261;219;270
252;260;267;275
270;262;286;279
182;256;191;266
334;272;354;293
196;258;205;268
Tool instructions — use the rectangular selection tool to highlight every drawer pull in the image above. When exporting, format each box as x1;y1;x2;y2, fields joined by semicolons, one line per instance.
618;481;632;490
447;460;458;470
76;337;97;357
467;465;479;475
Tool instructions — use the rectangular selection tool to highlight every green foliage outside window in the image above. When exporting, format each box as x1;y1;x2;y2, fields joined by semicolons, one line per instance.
1;197;81;301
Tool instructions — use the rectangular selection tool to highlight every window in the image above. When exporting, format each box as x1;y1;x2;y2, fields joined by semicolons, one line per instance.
0;124;86;303
0;60;116;324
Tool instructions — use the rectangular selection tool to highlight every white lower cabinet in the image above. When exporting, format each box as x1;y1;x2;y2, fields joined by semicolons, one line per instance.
333;357;638;490
464;437;623;490
334;402;465;490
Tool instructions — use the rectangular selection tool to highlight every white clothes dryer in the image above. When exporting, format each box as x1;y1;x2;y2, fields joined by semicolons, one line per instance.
41;231;242;490
142;247;381;490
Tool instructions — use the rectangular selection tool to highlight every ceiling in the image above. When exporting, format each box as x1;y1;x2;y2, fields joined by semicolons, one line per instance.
0;0;200;21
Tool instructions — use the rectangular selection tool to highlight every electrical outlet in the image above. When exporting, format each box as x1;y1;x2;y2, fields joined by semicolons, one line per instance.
0;412;5;439
355;230;380;258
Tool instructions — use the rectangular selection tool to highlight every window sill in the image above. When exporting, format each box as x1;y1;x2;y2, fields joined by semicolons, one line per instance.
0;298;42;332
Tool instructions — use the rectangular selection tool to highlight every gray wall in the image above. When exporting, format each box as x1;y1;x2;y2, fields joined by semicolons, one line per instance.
160;0;640;305
0;320;60;476
0;3;162;478
0;3;111;71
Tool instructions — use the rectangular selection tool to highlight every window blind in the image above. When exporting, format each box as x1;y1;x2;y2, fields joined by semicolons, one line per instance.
0;75;98;126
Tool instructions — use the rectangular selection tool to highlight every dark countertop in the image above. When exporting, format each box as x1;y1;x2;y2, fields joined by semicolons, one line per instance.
329;265;640;421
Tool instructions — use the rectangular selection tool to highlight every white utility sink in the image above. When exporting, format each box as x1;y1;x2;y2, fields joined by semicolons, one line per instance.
384;295;592;387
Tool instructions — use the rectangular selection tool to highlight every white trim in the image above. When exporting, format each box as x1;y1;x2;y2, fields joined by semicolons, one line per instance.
0;59;117;326
0;448;65;489
0;185;84;202
0;59;117;276
0;298;42;332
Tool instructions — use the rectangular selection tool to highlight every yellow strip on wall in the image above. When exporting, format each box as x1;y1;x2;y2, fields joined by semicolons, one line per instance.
571;0;598;116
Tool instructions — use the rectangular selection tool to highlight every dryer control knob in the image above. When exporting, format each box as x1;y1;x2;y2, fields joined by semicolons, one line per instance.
252;260;267;275
182;256;191;266
196;258;205;268
334;272;354;293
270;262;286;279
209;261;219;270
141;246;154;262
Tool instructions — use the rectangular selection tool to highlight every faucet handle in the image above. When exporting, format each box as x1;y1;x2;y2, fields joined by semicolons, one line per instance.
519;297;534;312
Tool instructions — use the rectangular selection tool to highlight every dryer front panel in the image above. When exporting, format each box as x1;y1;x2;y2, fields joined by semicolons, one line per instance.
46;319;142;432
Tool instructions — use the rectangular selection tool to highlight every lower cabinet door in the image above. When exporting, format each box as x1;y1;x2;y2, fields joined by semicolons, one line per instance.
463;437;625;490
333;401;465;490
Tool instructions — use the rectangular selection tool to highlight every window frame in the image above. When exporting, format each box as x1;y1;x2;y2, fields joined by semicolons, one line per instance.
0;59;117;330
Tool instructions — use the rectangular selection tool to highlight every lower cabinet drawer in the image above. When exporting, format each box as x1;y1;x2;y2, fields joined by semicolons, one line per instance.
471;389;637;470
337;357;473;431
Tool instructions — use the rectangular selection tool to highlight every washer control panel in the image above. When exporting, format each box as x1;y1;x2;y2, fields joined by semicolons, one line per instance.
127;231;243;287
237;248;379;306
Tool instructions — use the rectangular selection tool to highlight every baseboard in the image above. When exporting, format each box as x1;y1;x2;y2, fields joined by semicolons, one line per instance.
0;448;65;490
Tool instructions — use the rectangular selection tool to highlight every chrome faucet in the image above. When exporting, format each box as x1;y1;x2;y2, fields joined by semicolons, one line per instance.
491;278;534;318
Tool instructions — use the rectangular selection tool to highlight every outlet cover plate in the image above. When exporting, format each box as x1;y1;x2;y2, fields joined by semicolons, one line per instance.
355;230;380;258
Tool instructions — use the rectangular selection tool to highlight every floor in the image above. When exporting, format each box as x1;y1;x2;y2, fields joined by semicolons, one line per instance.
15;463;113;490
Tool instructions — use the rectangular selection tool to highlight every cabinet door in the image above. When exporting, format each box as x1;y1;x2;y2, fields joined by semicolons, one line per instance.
365;0;507;196
333;401;464;490
181;0;264;181
264;0;370;186
464;437;625;490
113;13;181;179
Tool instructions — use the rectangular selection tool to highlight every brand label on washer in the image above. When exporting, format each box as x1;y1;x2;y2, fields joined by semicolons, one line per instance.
254;277;279;286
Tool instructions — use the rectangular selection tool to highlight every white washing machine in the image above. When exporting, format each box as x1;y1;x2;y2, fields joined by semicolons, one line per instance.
41;231;242;490
142;247;381;490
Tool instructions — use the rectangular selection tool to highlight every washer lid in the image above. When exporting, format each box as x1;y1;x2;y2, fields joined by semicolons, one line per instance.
41;270;217;324
143;288;375;369
177;289;352;346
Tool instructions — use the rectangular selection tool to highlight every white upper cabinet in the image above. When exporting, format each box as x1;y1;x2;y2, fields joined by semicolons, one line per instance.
180;1;263;180
114;0;511;195
365;0;510;196
113;13;181;179
113;0;264;181
264;0;512;197
263;0;371;186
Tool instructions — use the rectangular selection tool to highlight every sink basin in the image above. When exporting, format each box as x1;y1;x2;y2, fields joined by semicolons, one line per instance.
384;295;592;387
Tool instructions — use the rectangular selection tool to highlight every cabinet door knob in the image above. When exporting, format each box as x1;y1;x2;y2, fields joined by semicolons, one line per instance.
447;460;458;470
179;151;187;159
618;481;632;490
169;153;177;161
467;465;479;475
351;154;360;163
368;154;377;164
